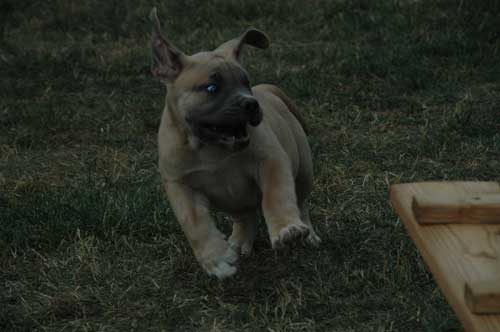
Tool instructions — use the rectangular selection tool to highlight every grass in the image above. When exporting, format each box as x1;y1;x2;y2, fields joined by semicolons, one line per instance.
1;0;499;331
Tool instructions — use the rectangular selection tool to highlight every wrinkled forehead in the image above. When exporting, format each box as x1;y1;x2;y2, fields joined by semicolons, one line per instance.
176;52;247;87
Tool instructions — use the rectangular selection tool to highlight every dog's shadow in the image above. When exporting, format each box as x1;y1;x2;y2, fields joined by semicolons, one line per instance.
165;214;345;309
197;219;343;303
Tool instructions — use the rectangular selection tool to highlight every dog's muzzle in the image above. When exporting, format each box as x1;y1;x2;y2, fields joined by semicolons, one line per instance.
189;96;262;150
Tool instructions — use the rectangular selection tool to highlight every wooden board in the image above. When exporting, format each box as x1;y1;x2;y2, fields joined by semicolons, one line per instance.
390;182;500;332
413;193;500;224
465;279;500;314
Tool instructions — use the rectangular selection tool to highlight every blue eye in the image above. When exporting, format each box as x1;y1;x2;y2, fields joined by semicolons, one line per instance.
205;84;218;94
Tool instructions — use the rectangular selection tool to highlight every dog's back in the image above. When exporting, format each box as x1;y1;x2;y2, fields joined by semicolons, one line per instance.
254;84;309;134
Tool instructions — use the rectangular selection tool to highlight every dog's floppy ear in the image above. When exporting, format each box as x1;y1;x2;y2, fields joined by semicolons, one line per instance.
149;7;185;81
216;28;270;60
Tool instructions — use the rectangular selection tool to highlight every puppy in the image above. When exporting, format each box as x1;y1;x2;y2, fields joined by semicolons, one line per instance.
150;8;320;279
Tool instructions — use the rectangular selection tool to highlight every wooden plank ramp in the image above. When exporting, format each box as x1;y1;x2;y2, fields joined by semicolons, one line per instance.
390;181;500;332
413;193;500;224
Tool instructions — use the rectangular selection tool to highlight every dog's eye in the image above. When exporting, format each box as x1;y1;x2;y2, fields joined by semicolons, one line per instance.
205;84;218;94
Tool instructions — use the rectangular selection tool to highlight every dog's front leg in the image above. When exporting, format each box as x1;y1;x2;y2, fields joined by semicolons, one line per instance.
165;181;238;279
259;159;310;249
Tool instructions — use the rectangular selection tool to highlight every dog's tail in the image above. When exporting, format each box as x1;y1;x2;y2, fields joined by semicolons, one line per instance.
260;84;310;135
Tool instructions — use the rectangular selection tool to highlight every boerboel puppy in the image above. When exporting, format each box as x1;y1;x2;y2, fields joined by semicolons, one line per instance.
150;8;320;279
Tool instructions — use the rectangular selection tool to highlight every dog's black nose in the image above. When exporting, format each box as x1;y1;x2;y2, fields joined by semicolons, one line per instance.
237;97;261;126
243;98;262;126
242;98;259;115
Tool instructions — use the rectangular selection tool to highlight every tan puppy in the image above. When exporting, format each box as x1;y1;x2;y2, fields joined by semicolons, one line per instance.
150;8;320;279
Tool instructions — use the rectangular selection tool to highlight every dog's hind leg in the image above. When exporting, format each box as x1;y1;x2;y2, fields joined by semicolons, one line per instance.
228;211;258;257
300;204;321;247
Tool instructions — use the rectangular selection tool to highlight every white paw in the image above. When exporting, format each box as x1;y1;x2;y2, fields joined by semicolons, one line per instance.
306;231;322;247
197;237;238;279
271;222;310;250
228;234;254;257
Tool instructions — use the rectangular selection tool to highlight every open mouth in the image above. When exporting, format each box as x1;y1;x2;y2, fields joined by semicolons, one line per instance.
195;122;250;149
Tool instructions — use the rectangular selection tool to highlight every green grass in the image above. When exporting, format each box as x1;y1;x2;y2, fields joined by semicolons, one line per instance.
1;0;500;331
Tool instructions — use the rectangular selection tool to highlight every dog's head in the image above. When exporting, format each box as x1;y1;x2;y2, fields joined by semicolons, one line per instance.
149;8;269;151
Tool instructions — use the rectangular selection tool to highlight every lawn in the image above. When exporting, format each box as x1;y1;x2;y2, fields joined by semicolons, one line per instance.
1;0;499;331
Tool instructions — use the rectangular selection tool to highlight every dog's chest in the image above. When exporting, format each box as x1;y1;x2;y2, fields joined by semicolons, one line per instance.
185;162;260;213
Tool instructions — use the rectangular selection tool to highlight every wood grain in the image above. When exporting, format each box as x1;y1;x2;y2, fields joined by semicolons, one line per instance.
413;192;500;224
390;182;500;332
465;279;500;314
